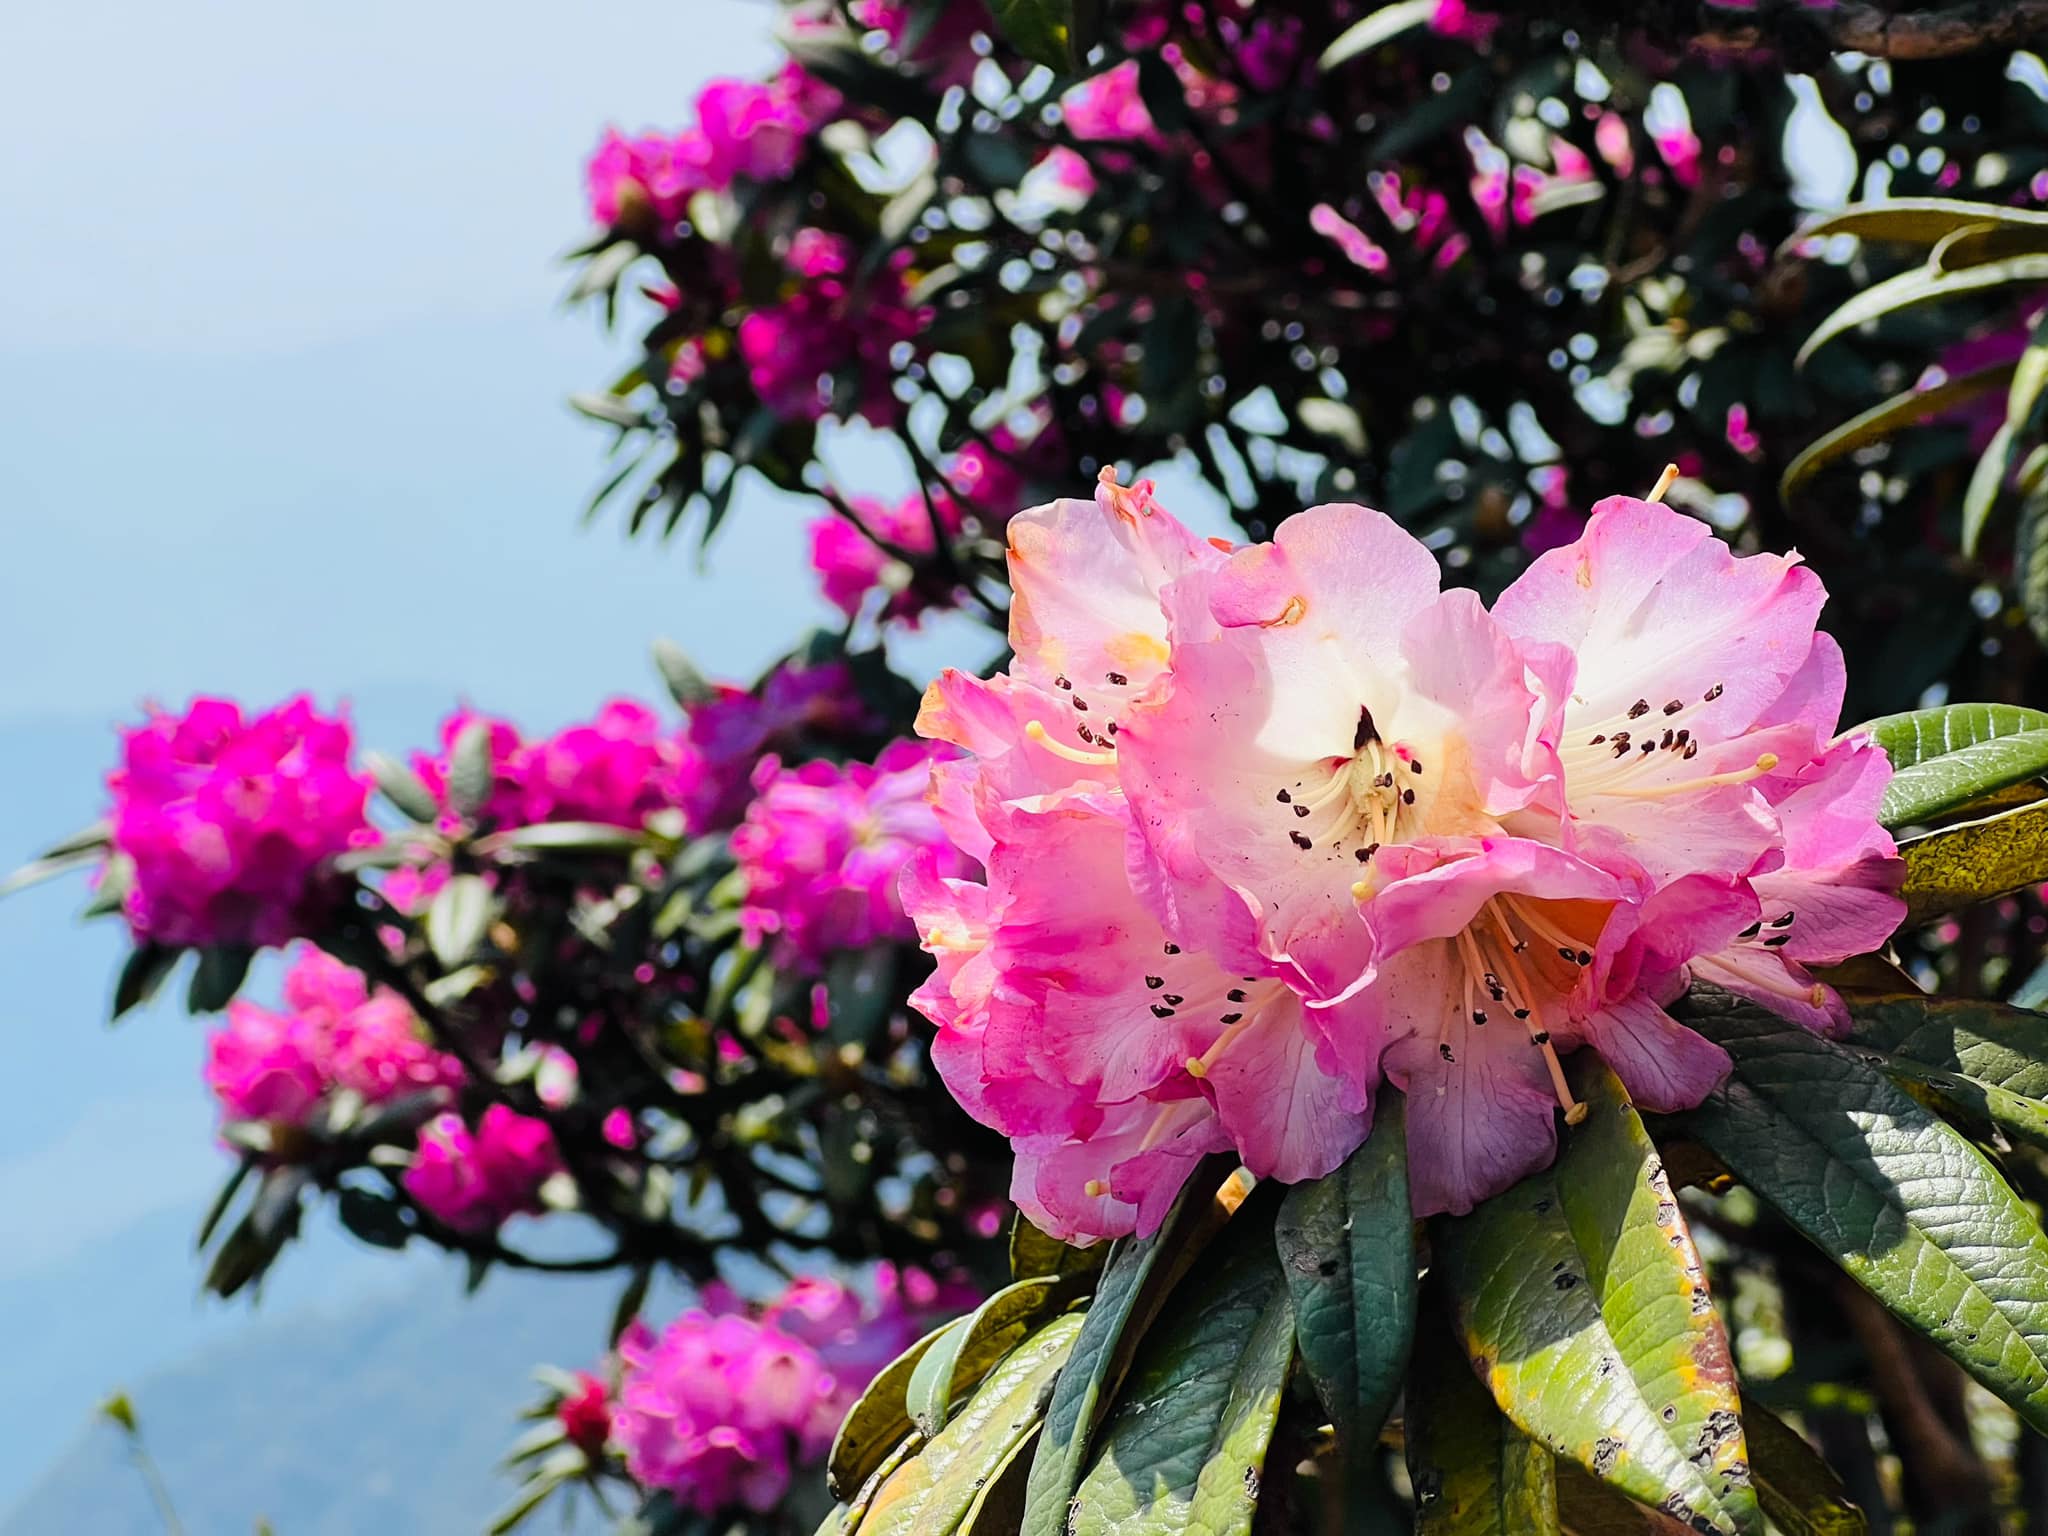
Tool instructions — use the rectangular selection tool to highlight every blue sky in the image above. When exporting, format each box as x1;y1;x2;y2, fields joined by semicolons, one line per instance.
0;0;841;1504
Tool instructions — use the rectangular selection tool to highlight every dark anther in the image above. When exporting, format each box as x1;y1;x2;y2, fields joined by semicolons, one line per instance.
1353;707;1379;750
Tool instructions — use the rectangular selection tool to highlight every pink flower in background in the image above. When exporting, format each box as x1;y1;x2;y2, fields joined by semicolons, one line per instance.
1652;118;1702;188
1023;146;1098;211
584;72;828;229
204;1001;326;1128
413;701;698;832
851;0;987;88
585;128;715;229
739;233;925;423
696;78;810;185
611;1266;971;1513
1431;0;1502;44
1063;61;1158;144
1310;204;1390;275
1725;402;1763;458
735;739;969;969
108;696;373;950
808;493;963;625
681;660;876;831
404;1105;563;1232
906;480;1902;1236
1236;14;1304;91
1522;465;1581;554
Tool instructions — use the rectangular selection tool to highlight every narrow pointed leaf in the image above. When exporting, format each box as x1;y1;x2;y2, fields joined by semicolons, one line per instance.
365;752;441;823
2020;477;2048;646
1742;1402;1866;1536
1791;198;2048;249
1408;1292;1559;1536
1317;0;1435;70
1435;1063;1758;1535
908;1275;1079;1438
1962;421;2016;557
1019;1160;1255;1536
1780;361;2016;504
1069;1237;1296;1536
1899;800;2048;921
187;944;254;1013
1273;1095;1416;1488
829;1318;963;1498
1682;1001;2048;1431
862;1313;1084;1536
113;942;182;1020
1796;255;2048;368
445;720;498;819
426;873;498;967
1010;1212;1106;1284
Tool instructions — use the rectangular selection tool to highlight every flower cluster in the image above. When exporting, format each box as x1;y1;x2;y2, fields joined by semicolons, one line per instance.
809;493;964;627
411;700;699;833
205;947;463;1127
586;72;829;231
908;477;1906;1235
403;1104;563;1233
108;697;373;950
737;231;927;425
735;738;969;970
610;1266;975;1514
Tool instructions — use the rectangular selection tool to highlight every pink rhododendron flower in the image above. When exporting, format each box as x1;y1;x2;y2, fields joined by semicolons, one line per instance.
557;1372;614;1459
108;696;374;950
404;1105;563;1232
906;477;1903;1236
735;739;970;968
585;127;713;229
739;233;925;423
695;78;811;184
681;659;876;831
412;701;699;832
1063;61;1158;144
807;493;964;626
851;0;986;88
612;1266;972;1513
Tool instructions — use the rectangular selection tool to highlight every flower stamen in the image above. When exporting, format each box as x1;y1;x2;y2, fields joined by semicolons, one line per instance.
1025;719;1118;766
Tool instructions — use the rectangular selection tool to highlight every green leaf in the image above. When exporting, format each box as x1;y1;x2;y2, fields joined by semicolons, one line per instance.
445;720;498;819
1435;1062;1758;1535
985;0;1072;70
861;1313;1084;1536
336;1187;412;1249
1272;1094;1415;1492
2020;478;2048;647
1845;992;2048;1153
1554;1461;1692;1534
485;1471;566;1536
652;637;718;709
1791;197;2048;249
611;1263;653;1346
830;1319;963;1499
908;1275;1077;1438
474;821;645;857
1682;1002;2048;1432
426;873;498;967
1069;1234;1296;1536
0;844;106;900
187;945;254;1013
113;942;182;1020
1899;800;2048;921
1962;421;2016;557
1408;1291;1559;1536
1859;700;2048;825
1020;1160;1255;1536
364;751;441;823
1742;1402;1867;1536
1779;361;2016;504
1010;1211;1107;1284
959;1425;1041;1536
1317;0;1434;70
1795;254;2048;368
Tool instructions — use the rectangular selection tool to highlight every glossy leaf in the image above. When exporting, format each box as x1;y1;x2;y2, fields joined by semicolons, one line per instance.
829;1318;961;1498
1435;1063;1758;1535
1272;1094;1415;1489
113;942;181;1020
1019;1159;1255;1536
426;873;498;967
1010;1212;1106;1285
959;1426;1041;1536
1742;1402;1866;1536
1068;1236;1295;1536
1961;420;2016;557
1846;992;2048;1153
1408;1291;1560;1536
1779;360;2015;504
187;944;254;1013
1683;1001;2048;1431
908;1275;1078;1438
1795;254;2048;368
2021;477;2048;646
1863;698;2048;827
1899;799;2048;921
1317;0;1434;70
445;719;497;819
862;1312;1084;1536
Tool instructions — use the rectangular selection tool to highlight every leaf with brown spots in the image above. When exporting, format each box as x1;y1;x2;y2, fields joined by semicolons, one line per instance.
1434;1062;1761;1535
1408;1287;1559;1536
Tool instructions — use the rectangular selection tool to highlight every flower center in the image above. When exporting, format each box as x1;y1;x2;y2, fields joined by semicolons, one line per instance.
1273;710;1438;864
1557;682;1777;800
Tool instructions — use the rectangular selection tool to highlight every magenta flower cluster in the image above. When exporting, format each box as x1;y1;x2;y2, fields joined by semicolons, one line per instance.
205;946;463;1127
586;73;828;230
609;1266;975;1513
734;738;970;970
403;1104;563;1233
108;696;373;950
411;700;700;833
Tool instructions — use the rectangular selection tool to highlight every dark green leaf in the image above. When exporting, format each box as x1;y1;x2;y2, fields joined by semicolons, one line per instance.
1861;702;2048;768
2020;477;2048;647
1408;1290;1560;1536
1683;1002;2048;1431
196;1159;252;1249
1844;991;2048;1152
612;1263;653;1346
336;1187;412;1249
1020;1159;1254;1536
113;942;182;1020
1010;1211;1107;1284
1961;420;2015;558
908;1275;1077;1438
985;0;1073;70
1779;362;2016;504
1068;1236;1295;1536
1796;254;2048;368
1554;1460;1693;1534
653;637;719;709
1273;1095;1415;1493
1792;198;2048;248
1899;800;2048;921
862;1313;1084;1536
1435;1062;1758;1534
187;945;254;1013
1743;1402;1866;1536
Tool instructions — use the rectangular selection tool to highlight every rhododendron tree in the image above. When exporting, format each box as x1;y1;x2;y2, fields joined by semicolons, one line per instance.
17;2;2048;1532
